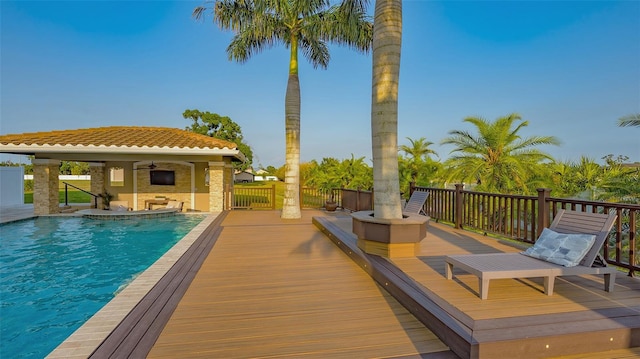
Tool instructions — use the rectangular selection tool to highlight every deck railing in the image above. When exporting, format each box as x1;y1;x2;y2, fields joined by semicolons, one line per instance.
228;183;637;275
228;184;277;210
417;185;639;277
300;187;341;209
228;186;341;210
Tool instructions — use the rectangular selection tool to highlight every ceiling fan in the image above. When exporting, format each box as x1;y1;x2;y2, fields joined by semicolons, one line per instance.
134;162;159;170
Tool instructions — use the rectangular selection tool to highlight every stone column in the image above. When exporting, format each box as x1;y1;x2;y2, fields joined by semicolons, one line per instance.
89;163;105;209
208;161;225;212
33;159;60;215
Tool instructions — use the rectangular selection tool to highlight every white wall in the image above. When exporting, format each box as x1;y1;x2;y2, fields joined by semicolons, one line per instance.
23;175;91;180
0;167;25;205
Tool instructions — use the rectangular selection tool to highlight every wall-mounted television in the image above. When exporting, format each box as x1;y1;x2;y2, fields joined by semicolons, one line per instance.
150;170;175;186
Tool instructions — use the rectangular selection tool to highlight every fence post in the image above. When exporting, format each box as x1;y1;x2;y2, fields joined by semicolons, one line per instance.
455;184;464;229
537;188;551;237
225;183;230;210
271;184;276;210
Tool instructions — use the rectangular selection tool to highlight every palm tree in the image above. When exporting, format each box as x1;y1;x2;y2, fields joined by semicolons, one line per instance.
441;113;560;194
194;0;373;219
399;137;438;186
617;113;640;127
572;156;604;200
370;0;403;219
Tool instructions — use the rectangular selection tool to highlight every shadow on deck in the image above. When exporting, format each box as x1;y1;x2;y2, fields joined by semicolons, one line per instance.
47;209;639;359
313;214;640;359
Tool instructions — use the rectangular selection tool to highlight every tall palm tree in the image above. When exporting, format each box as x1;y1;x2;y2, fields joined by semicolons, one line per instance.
399;137;438;186
194;0;372;219
617;113;640;127
371;0;403;219
441;113;560;194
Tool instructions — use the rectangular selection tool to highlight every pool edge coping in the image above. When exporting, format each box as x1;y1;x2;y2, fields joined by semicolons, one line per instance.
45;212;221;359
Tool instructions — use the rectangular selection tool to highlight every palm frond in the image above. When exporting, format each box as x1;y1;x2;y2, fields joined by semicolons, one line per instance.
617;113;640;127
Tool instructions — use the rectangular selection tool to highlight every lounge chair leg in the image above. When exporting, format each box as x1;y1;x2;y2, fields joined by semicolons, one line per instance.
544;276;555;295
480;278;489;300
604;273;615;292
445;262;453;280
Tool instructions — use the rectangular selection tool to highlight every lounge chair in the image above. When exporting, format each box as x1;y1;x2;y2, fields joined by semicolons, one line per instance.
404;190;429;216
109;201;131;211
165;200;183;212
444;209;618;299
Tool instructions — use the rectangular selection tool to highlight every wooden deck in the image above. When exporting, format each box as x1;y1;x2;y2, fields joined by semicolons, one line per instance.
314;215;640;359
68;209;639;358
142;210;454;358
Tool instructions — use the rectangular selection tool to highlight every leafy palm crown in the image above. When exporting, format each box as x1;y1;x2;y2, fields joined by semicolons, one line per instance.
442;113;560;194
194;0;372;71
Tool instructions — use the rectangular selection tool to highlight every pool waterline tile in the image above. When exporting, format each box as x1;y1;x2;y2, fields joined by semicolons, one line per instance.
46;212;221;359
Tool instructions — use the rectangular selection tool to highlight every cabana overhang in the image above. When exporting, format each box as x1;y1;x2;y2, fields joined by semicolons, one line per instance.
0;126;244;214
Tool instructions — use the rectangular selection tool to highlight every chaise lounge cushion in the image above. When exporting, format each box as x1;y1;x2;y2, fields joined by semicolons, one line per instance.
522;228;596;267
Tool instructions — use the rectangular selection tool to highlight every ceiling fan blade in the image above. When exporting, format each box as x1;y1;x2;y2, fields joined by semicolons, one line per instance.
133;162;157;170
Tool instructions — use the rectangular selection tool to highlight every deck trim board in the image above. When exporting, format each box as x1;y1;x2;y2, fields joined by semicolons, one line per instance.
88;212;228;358
313;215;640;359
313;216;476;359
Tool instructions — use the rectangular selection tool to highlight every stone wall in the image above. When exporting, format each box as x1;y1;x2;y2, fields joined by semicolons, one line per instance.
33;159;60;215
208;161;225;212
89;163;106;209
136;162;192;211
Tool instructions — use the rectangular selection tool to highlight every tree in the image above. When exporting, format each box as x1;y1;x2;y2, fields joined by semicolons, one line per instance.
306;155;373;192
598;155;640;204
571;156;604;200
370;0;403;219
194;0;372;219
441;113;560;194
399;137;438;187
617;113;640;127
59;161;89;175
183;109;254;171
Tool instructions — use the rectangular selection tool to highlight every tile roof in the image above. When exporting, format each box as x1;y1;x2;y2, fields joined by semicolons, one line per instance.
0;126;238;150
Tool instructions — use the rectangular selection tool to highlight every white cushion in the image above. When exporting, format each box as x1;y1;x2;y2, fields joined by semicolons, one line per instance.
522;228;596;267
166;201;181;209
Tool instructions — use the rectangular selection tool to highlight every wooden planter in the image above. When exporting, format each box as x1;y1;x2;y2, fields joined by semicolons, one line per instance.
351;210;429;257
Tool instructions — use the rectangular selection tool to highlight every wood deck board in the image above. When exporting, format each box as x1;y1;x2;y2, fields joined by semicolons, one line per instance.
147;210;451;358
88;212;228;358
315;215;640;358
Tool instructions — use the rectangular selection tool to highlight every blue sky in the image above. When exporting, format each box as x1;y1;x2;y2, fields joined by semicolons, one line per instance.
1;0;638;168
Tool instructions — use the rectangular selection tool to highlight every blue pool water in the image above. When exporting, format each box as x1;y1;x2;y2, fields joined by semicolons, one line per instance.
0;214;207;358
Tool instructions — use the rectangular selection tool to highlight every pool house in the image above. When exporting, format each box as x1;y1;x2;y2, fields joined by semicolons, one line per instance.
0;126;245;214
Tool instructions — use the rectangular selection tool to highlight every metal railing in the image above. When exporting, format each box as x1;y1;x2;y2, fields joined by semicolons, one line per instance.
62;181;100;208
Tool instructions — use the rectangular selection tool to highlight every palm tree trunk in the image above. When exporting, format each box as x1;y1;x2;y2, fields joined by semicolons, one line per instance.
282;39;302;219
371;0;403;219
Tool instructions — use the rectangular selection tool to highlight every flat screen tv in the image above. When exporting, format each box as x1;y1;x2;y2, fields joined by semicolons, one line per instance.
150;170;175;186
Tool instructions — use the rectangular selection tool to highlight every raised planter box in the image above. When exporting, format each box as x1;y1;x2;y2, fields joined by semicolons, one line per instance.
351;210;429;257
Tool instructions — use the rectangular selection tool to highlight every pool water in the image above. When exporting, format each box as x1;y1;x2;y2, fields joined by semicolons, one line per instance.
0;214;206;358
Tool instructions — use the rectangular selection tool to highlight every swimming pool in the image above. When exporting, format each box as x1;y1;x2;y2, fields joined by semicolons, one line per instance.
0;214;207;359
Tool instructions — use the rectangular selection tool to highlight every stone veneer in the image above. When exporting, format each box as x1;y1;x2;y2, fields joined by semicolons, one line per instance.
136;163;192;211
33;159;60;215
208;162;225;212
89;163;106;209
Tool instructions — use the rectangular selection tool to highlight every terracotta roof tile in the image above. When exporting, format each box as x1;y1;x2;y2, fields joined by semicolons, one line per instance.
0;126;238;150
